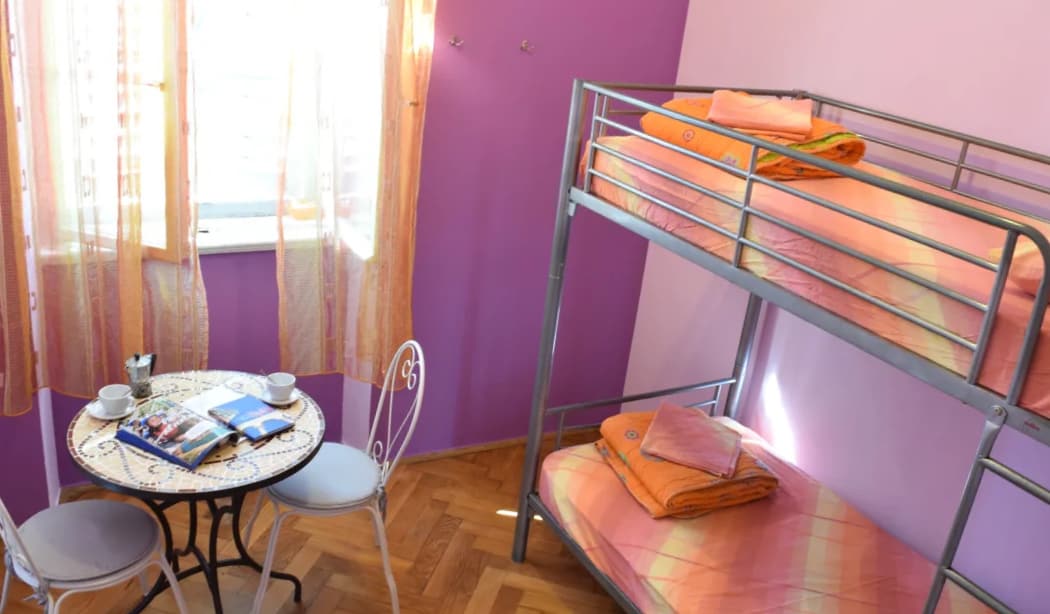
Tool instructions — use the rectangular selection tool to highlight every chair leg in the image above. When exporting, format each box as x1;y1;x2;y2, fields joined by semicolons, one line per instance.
250;505;287;614
368;503;399;614
243;490;267;545
137;569;149;595
0;566;10;613
156;554;189;614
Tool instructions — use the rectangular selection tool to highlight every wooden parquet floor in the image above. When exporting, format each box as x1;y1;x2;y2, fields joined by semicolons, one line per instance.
1;431;620;613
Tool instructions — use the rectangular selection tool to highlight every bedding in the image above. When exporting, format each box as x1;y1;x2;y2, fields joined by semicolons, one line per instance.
641;401;742;477
539;418;991;613
707;90;814;140
989;241;1043;296
588;135;1050;418
639;96;865;180
597;410;777;518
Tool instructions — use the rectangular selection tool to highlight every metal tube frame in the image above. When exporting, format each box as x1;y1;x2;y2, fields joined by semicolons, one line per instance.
511;79;587;562
725;294;764;420
512;81;1050;613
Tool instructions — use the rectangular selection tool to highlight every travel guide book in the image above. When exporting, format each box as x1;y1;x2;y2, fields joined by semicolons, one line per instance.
180;383;295;443
115;398;238;470
207;394;294;442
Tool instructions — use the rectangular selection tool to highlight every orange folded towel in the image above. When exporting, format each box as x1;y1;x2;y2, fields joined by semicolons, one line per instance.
708;89;814;141
598;411;779;519
640;93;866;180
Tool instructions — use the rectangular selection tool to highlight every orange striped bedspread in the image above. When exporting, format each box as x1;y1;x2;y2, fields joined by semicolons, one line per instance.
538;418;990;613
589;135;1050;419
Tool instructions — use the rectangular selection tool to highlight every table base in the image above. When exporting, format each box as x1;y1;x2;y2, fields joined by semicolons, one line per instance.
132;492;302;614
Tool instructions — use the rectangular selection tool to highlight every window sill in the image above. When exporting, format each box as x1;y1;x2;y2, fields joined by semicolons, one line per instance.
196;216;315;255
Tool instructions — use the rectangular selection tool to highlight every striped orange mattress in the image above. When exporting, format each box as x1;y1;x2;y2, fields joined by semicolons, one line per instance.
590;136;1050;418
538;418;990;613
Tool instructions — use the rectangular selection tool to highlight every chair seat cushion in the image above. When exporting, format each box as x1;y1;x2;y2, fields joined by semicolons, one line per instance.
270;442;381;509
18;500;158;582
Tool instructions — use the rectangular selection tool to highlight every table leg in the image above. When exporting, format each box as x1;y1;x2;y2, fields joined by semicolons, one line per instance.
131;493;304;613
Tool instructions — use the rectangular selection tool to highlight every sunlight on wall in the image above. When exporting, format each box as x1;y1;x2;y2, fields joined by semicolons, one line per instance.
760;374;798;464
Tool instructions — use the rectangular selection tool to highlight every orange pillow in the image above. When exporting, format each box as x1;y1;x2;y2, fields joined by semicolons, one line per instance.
990;241;1045;296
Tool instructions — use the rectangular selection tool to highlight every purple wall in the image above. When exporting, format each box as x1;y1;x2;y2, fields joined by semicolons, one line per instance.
3;0;691;517
0;405;50;522
409;0;689;454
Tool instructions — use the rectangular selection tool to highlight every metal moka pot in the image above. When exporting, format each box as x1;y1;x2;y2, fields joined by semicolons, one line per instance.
126;353;157;398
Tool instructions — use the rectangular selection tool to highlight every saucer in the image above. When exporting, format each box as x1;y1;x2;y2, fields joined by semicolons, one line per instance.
87;398;136;421
259;389;301;407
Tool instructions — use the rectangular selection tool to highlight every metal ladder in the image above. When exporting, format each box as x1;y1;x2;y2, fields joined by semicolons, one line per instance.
924;406;1050;613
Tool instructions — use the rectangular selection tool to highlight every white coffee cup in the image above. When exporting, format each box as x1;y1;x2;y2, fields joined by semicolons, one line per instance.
98;384;133;417
266;372;296;402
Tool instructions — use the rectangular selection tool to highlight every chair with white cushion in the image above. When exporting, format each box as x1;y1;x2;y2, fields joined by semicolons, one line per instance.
0;497;187;613
245;340;425;614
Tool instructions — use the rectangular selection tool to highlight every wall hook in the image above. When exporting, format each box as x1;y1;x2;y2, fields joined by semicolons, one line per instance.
449;35;465;48
520;39;535;54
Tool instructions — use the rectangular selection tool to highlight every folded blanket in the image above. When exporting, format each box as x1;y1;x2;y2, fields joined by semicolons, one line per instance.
708;89;813;141
639;93;865;180
640;401;741;477
598;411;779;519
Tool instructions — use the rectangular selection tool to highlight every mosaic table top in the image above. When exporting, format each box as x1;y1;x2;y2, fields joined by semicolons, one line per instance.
67;371;325;499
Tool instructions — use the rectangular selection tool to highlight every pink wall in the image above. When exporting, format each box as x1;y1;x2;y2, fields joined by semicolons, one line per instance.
625;1;1050;611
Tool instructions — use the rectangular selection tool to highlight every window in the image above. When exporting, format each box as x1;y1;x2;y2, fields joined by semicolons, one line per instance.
190;2;286;222
196;1;388;255
148;0;387;254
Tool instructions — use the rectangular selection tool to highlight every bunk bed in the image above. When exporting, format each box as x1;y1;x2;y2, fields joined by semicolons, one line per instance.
511;81;1050;614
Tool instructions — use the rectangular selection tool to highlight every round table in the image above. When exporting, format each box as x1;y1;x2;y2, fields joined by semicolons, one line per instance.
67;370;325;614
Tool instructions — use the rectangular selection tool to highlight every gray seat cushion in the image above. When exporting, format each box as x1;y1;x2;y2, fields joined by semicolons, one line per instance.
18;500;158;582
270;442;380;509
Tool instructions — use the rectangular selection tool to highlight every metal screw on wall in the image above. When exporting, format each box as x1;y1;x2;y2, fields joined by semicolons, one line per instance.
520;39;535;53
449;35;464;48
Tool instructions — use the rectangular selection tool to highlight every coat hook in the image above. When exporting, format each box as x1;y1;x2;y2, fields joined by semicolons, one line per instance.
520;39;535;53
449;35;464;48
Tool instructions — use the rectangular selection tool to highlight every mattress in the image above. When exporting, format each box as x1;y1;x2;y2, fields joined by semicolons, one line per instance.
590;136;1050;418
538;419;991;613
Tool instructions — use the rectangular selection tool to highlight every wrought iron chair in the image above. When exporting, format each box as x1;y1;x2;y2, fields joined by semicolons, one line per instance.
0;497;187;613
245;340;426;614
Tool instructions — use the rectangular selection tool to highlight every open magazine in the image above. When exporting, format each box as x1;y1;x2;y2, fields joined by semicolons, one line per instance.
181;383;294;442
116;398;237;470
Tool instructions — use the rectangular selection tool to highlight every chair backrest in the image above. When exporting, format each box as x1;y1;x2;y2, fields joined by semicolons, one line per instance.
367;339;425;485
0;496;42;587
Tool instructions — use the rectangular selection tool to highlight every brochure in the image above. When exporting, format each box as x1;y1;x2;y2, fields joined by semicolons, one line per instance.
208;394;294;442
181;382;295;442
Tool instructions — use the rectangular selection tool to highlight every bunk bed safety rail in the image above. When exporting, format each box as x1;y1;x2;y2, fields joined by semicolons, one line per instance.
801;91;1050;203
579;81;1050;408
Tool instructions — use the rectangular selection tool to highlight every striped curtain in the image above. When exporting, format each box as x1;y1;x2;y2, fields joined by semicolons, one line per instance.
0;0;34;416
17;0;208;399
275;0;435;385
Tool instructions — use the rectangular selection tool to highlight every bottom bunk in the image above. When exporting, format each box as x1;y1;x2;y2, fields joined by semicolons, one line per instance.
536;418;990;614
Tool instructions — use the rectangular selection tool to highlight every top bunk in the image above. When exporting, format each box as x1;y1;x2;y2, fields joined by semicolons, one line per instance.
562;81;1050;448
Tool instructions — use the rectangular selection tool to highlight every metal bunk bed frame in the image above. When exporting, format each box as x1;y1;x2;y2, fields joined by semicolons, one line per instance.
511;80;1050;614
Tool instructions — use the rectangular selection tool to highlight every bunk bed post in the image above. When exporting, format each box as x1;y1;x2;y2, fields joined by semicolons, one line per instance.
922;406;1006;614
724;293;764;420
512;79;588;563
